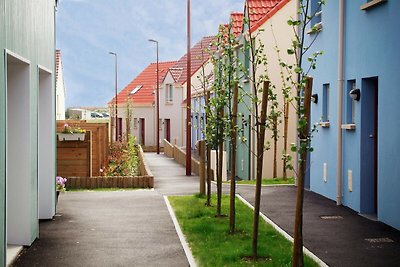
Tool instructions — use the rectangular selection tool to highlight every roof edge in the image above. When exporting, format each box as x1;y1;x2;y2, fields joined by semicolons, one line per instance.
249;0;291;33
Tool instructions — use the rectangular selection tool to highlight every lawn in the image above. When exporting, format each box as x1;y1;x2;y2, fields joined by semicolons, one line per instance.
168;194;317;267
234;177;295;186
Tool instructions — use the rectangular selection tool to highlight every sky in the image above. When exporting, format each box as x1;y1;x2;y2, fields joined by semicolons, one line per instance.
56;0;245;108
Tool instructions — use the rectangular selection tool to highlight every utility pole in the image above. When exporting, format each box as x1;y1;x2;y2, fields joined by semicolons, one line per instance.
186;0;192;175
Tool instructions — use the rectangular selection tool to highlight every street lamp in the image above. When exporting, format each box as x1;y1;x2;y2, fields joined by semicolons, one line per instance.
149;39;160;154
109;51;118;142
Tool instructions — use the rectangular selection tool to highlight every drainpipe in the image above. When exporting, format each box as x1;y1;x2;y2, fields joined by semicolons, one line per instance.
336;0;345;206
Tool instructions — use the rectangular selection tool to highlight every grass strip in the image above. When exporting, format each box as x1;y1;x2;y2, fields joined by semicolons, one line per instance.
168;194;317;267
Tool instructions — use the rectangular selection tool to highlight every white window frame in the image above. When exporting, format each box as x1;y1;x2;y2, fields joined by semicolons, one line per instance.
166;84;173;103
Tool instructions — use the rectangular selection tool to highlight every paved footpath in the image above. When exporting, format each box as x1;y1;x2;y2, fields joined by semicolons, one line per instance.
14;153;400;267
14;153;198;267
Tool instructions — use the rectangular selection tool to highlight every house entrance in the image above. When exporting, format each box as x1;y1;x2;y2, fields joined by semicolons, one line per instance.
38;67;55;219
118;117;122;141
139;118;145;145
164;119;170;142
6;52;33;246
360;77;378;215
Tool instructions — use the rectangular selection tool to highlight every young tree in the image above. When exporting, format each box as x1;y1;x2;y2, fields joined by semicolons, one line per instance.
275;0;325;265
205;26;229;216
197;42;214;206
240;9;276;258
206;22;240;221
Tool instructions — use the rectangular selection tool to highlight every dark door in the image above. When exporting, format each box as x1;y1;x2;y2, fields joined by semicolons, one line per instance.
139;118;145;145
164;119;171;142
118;118;123;141
360;77;378;214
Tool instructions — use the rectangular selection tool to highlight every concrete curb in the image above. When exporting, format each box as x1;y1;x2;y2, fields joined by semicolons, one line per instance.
236;194;329;267
6;245;23;267
212;180;295;187
164;196;197;267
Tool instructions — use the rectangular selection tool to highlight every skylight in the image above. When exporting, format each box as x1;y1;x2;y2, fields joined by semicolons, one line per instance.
130;85;143;95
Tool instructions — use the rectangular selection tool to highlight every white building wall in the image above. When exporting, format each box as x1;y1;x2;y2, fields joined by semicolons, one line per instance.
56;54;66;120
112;104;155;147
160;72;184;146
252;1;297;179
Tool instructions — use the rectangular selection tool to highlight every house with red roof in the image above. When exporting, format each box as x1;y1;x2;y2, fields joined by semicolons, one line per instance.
56;50;66;120
219;0;298;182
160;36;217;147
108;36;217;149
108;61;176;147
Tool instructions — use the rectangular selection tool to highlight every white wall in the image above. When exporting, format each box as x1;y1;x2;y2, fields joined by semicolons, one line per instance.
55;55;65;120
252;1;298;179
6;54;33;246
38;67;55;219
112;104;156;146
160;72;184;146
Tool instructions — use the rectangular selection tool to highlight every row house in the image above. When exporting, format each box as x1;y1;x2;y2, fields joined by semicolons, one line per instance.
0;0;58;264
108;61;175;147
305;0;400;230
111;36;216;150
215;0;298;181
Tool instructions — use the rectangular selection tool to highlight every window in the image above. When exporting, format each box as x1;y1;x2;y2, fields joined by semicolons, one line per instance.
159;119;163;130
322;83;330;122
346;80;356;124
130;85;142;95
166;84;173;103
360;0;387;10
310;0;322;32
133;118;138;129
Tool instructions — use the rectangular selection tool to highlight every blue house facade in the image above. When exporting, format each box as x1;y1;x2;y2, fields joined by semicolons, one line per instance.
305;0;400;230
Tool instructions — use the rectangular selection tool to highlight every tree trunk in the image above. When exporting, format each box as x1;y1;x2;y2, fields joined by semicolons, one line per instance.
229;82;239;233
206;144;212;206
206;90;212;206
252;81;269;258
273;116;278;178
216;105;224;216
292;77;312;267
283;100;289;180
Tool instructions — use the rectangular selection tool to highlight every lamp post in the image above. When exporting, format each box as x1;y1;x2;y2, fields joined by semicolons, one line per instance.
149;39;160;154
186;0;192;175
109;52;118;142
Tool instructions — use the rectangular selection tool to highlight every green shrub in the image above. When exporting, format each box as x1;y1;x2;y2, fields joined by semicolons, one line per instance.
103;136;140;176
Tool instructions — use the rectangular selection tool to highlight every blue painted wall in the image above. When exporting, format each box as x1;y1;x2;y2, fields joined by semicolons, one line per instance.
305;0;400;230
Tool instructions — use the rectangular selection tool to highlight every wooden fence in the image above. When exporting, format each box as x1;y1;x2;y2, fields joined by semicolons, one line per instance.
57;120;109;177
65;145;154;189
57;131;92;177
65;176;153;189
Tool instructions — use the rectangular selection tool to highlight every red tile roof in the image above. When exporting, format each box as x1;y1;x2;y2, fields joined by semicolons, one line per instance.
109;61;176;106
230;12;244;37
246;0;290;33
170;36;217;85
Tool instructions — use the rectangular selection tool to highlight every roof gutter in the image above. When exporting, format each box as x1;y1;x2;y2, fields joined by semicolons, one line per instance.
336;0;345;206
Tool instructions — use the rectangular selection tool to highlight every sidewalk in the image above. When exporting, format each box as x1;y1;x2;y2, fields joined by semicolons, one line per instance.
13;153;400;267
13;153;199;267
236;185;400;267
